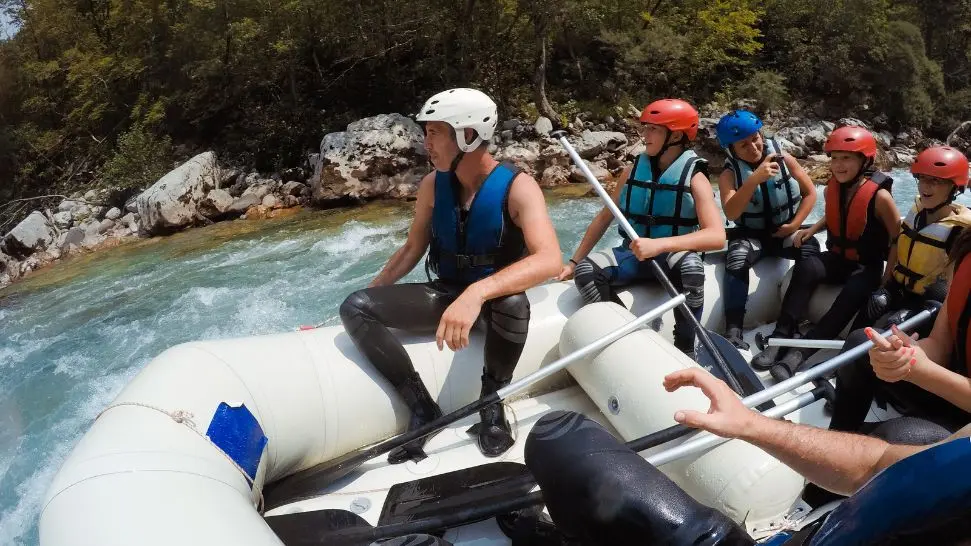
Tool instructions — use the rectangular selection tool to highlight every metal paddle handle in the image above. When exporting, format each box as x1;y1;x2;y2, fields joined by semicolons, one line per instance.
553;131;744;393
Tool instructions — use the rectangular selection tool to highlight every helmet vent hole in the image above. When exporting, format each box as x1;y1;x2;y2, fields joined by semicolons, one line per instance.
483;116;491;122
425;109;435;115
431;100;439;104
934;161;947;167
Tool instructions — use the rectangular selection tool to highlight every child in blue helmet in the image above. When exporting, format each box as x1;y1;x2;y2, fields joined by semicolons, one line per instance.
716;110;820;349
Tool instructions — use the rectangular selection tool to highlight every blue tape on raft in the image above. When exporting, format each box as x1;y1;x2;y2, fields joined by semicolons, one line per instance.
206;402;268;481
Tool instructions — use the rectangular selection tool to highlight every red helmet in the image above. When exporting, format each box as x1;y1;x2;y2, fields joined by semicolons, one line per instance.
823;126;878;159
640;99;699;141
911;146;969;187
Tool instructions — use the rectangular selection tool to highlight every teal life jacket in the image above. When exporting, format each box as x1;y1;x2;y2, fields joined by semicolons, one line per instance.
726;138;801;233
427;163;525;285
617;150;705;242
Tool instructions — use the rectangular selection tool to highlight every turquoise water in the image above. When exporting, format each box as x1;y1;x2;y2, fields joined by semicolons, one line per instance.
0;169;968;544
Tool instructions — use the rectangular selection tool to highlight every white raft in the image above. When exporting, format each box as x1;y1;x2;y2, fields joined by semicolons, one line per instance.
40;247;847;546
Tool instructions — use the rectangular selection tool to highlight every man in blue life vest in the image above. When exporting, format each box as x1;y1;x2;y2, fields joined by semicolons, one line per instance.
339;88;561;464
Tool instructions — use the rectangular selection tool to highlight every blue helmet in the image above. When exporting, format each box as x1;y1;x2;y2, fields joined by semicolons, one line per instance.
716;110;763;148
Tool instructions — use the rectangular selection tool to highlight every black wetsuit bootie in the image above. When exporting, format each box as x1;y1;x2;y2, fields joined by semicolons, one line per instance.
468;374;515;457
387;372;443;465
753;329;796;370
725;323;749;351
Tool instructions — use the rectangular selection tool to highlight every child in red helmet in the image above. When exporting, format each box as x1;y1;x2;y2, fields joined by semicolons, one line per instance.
829;146;971;436
557;99;726;355
753;126;902;379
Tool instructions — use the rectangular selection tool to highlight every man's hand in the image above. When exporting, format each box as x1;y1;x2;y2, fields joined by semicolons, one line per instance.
663;368;756;438
866;325;924;383
436;290;485;351
630;237;665;261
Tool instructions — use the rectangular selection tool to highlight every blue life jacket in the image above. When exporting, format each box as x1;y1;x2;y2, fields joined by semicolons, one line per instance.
726;138;801;233
759;437;971;545
618;150;705;242
428;163;525;285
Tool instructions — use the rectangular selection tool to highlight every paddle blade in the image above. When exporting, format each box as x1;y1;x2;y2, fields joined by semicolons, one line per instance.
379;461;535;527
266;509;372;546
697;329;773;410
263;447;368;511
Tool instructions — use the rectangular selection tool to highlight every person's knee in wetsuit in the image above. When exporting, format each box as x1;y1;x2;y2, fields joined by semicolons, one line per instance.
673;251;705;355
724;235;820;350
524;411;753;546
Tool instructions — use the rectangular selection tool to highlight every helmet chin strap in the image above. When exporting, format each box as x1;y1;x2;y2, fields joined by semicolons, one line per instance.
652;129;686;160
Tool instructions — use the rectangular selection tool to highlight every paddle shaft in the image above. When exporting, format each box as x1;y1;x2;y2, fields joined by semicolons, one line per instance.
315;385;828;544
629;307;936;452
768;338;845;350
266;294;685;507
554;131;744;394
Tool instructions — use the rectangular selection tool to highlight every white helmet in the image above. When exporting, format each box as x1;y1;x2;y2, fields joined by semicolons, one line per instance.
416;88;498;152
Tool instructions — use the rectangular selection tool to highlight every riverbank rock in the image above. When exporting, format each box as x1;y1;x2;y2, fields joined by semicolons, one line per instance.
496;142;542;174
52;211;73;229
262;194;281;209
135;151;218;234
198;189;235;219
228;194;261;215
571;130;628;160
60;228;85;251
570;162;611;184
310;113;428;205
2;211;56;258
540;165;571;187
105;207;122;221
282;181;306;196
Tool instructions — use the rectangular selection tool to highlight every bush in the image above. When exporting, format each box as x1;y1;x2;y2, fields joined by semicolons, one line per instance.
99;125;173;192
935;88;971;134
731;70;790;114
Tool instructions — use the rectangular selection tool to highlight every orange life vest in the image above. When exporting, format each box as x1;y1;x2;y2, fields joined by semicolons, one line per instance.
824;178;880;262
947;254;971;374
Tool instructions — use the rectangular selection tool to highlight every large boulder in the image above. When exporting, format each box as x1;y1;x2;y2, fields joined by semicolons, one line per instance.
105;207;122;221
571;130;628;160
2;211;56;258
570;162;611;184
60;227;86;251
310;114;428;205
197;189;235;219
534;117;554;136
242;182;274;201
496;142;542;175
135;151;218;234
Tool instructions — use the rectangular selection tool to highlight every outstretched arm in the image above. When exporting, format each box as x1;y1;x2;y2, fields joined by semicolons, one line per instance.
630;172;726;260
370;173;434;287
662;368;966;495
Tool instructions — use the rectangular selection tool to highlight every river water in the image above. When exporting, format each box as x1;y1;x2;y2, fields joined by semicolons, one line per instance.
1;170;968;544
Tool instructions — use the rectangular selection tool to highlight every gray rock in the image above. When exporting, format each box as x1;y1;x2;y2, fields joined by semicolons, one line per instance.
502;119;521;131
0;251;19;279
836;118;869;129
281;181;306;196
97;219;115;234
500;130;514;141
534;116;554;136
104;207;122;221
89;205;107;220
60;227;85;250
775;136;807;159
198;189;235;218
808;154;831;163
262;194;281;209
283;195;301;208
72;204;93;222
242;183;274;201
3;211;55;258
605;116;616;125
227;194;261;214
45;246;62;261
78;218;101;236
821;121;836;132
219;168;241;188
496;142;541;174
311;113;429;204
52;211;74;229
887;146;916;166
571;130;628;160
135;151;219;234
803;129;827;150
20;256;40;275
569;162;610;184
81;232;105;250
540;165;571;188
875;131;893;149
58;199;80;213
119;213;139;234
124;198;139;214
84;190;98;202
